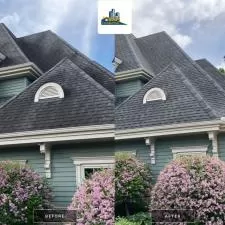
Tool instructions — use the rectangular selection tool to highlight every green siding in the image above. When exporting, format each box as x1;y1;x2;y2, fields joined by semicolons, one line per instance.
0;142;114;207
116;79;144;97
218;133;225;160
0;146;45;176
0;77;30;98
51;142;114;206
0;134;214;207
116;134;211;181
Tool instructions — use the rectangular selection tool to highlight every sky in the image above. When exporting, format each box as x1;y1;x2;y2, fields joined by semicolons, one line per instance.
0;0;225;71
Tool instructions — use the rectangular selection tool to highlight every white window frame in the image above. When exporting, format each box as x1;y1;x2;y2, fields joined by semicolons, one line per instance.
72;156;114;186
171;146;208;159
143;87;166;104
34;82;64;102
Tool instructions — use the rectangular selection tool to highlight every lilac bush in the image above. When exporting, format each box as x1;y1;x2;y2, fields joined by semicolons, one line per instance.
151;155;225;224
68;169;115;225
0;161;52;224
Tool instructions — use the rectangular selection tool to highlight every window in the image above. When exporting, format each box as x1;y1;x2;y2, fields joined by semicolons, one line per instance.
143;87;166;104
72;156;114;186
171;146;208;159
34;82;64;102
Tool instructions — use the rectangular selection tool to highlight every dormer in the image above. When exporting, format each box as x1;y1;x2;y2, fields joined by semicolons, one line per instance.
115;34;153;105
0;63;42;107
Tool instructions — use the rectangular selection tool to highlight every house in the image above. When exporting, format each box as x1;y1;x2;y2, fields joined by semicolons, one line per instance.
0;23;115;207
115;32;225;181
1;22;225;207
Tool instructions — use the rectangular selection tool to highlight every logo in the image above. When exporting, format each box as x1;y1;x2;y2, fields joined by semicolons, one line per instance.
98;0;132;34
101;9;126;25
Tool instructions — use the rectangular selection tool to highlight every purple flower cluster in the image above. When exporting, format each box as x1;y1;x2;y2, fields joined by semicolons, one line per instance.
68;169;115;225
151;155;225;224
0;161;52;224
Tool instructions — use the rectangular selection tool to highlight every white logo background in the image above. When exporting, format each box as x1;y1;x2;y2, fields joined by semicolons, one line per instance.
98;0;132;34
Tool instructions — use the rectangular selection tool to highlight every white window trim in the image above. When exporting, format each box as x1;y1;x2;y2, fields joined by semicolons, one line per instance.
143;87;166;104
72;156;114;186
34;82;64;102
171;145;208;159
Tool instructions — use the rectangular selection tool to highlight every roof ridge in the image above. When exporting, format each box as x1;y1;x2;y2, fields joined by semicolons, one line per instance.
66;58;114;101
172;64;219;118
49;31;115;78
116;63;173;109
17;30;52;39
0;23;30;63
125;35;142;69
135;31;166;40
164;32;225;97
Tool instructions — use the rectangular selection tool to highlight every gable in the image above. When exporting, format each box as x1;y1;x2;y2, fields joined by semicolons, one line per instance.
116;63;217;130
0;58;114;133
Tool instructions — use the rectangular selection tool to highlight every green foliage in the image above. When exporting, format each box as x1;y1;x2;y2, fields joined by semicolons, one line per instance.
116;213;152;225
127;212;152;225
115;152;151;216
219;68;225;74
116;217;139;225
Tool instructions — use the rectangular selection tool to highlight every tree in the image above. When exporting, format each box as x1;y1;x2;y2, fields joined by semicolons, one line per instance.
219;68;225;74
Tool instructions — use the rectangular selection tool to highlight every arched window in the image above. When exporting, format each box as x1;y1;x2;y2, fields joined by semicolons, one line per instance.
34;82;64;102
143;88;166;104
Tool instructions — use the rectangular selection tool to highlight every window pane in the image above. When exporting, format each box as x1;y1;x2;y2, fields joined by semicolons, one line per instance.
84;168;103;179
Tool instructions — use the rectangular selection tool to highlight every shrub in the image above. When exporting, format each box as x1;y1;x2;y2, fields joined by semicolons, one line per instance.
127;212;152;225
68;169;115;225
115;153;151;216
0;161;52;225
115;217;139;225
151;155;225;224
116;212;152;225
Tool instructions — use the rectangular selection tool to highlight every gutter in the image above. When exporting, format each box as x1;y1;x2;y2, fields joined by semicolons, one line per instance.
115;119;224;140
0;124;115;146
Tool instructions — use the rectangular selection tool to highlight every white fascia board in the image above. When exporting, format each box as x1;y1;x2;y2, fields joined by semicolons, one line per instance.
0;124;114;146
115;68;152;81
115;120;222;140
0;62;42;80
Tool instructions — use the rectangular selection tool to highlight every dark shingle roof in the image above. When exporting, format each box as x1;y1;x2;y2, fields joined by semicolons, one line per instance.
196;58;225;90
115;34;153;75
116;63;217;130
17;31;115;93
0;23;29;67
0;58;114;133
116;32;225;130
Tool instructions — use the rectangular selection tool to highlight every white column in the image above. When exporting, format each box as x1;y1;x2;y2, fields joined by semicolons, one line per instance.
145;137;156;164
39;143;51;178
208;131;218;158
